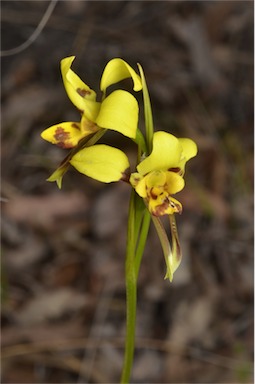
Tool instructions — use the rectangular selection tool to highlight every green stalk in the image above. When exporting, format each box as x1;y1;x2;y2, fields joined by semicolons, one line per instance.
121;63;154;383
134;208;151;279
120;189;137;384
121;195;150;383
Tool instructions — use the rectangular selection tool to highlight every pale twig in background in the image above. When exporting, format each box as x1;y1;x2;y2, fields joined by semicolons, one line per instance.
0;0;58;57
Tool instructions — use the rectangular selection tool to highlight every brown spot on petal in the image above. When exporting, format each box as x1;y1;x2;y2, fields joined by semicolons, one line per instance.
76;88;91;97
168;167;183;175
54;127;69;141
54;127;73;149
81;119;98;133
57;142;74;149
121;169;131;183
71;123;80;130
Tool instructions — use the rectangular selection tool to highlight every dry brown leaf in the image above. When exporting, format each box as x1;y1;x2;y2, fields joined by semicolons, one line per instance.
3;192;88;228
16;288;88;326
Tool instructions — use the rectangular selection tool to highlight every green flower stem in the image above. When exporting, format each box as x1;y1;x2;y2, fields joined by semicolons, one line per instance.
121;63;154;383
121;193;151;383
121;189;137;384
133;194;146;243
134;208;151;279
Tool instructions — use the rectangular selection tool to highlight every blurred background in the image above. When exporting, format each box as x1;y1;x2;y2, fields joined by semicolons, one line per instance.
1;1;253;383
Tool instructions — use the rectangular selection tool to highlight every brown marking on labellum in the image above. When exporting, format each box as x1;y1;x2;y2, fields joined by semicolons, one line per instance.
76;88;91;97
152;197;182;217
150;188;158;200
169;199;182;214
152;201;170;216
71;123;80;130
150;187;165;200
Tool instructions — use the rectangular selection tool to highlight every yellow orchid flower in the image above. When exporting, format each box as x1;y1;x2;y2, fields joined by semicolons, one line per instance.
67;131;197;282
130;131;197;216
130;131;197;282
41;56;142;148
68;131;197;209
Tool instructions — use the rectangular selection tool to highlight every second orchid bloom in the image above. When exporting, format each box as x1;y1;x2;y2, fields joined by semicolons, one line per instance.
71;131;197;217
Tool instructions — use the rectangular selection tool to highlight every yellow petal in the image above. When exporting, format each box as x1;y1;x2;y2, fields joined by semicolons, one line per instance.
81;99;101;122
146;170;166;188
96;90;138;138
61;56;97;112
179;138;198;161
137;131;182;175
70;145;130;183
165;171;185;194
130;173;147;198
80;115;99;135
100;58;142;92
41;122;84;148
148;193;182;216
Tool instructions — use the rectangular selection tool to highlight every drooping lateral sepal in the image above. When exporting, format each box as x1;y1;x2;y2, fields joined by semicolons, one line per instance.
41;122;84;148
70;144;130;183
